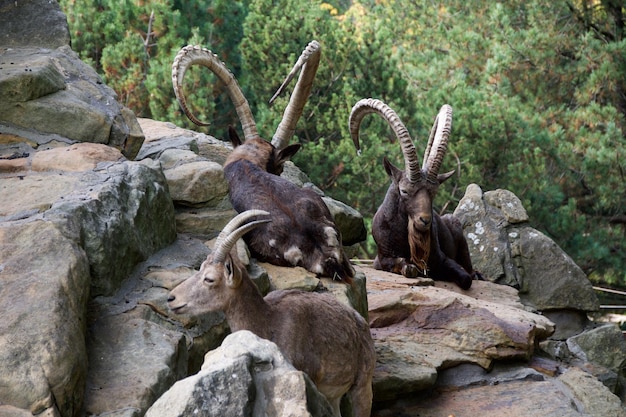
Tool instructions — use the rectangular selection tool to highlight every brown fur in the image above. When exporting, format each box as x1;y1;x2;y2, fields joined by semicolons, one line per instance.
168;249;375;416
372;160;477;289
225;137;274;172
224;128;355;282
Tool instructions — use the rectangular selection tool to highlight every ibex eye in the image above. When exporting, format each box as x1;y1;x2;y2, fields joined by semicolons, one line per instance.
204;276;215;284
400;189;408;197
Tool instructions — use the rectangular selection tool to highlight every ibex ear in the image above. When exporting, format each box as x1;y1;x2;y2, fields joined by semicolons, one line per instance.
228;126;242;148
224;256;242;288
277;144;301;163
438;169;456;184
383;156;404;182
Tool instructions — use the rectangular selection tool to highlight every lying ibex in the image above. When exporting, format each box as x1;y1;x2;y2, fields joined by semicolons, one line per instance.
350;98;480;289
172;41;354;282
168;210;375;417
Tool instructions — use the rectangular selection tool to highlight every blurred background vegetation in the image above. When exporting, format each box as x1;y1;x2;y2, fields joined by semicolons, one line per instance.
59;0;626;287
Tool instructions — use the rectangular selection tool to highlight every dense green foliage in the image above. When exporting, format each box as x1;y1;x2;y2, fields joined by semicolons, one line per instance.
60;0;626;286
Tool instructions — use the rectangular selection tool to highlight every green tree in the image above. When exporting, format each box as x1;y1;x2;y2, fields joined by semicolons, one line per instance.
61;0;626;284
327;0;625;283
61;0;248;122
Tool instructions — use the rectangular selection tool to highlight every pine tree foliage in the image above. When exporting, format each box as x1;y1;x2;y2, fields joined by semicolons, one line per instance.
59;0;626;285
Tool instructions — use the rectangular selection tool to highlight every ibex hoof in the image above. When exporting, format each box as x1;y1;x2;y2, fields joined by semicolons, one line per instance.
402;264;419;278
457;275;473;290
472;271;485;281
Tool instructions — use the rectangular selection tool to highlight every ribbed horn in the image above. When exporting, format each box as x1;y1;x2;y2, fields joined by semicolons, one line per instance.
270;40;321;150
422;104;453;182
172;45;259;141
349;98;421;183
212;210;271;264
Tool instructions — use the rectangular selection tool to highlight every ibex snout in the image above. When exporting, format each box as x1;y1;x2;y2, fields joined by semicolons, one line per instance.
167;291;187;314
418;214;432;227
410;188;434;232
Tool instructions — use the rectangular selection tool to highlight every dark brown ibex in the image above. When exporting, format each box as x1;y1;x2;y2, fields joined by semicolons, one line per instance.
350;98;480;289
172;42;354;281
168;210;375;417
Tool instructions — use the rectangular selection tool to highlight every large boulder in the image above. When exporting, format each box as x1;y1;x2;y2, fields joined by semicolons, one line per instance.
84;307;188;416
0;221;90;416
0;148;176;415
454;184;599;312
0;0;70;48
144;330;335;417
364;266;555;401
0;1;144;159
40;156;176;296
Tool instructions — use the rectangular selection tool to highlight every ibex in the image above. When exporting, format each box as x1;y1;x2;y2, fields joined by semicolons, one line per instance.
168;210;376;417
172;41;355;282
350;98;481;290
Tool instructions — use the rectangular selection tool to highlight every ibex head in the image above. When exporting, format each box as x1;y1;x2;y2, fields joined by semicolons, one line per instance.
172;41;321;175
349;99;455;232
168;210;271;317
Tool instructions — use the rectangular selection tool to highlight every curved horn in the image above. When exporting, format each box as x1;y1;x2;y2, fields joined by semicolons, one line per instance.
270;40;321;150
422;104;453;182
172;45;259;141
211;210;271;264
349;98;421;183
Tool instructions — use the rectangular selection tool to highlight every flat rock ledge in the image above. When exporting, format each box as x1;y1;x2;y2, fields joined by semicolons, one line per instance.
362;266;625;417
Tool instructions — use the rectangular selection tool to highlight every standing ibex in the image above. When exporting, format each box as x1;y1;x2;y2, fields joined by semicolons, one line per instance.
172;41;354;281
168;210;376;417
350;98;480;290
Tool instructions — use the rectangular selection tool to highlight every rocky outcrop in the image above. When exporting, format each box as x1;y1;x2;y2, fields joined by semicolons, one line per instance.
0;111;369;416
2;115;624;416
366;269;554;401
1;3;625;416
379;365;626;417
0;0;144;160
145;331;335;417
0;147;176;416
365;267;626;417
454;184;599;313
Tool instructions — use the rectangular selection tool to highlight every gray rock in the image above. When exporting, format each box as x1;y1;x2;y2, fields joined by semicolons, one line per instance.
0;46;144;159
43;160;177;296
145;330;334;417
84;309;188;416
455;183;521;287
0;0;70;48
559;367;626;417
163;159;229;207
483;188;528;223
0;221;90;416
281;160;311;187
323;196;367;246
136;118;231;163
543;310;590;340
455;183;599;312
174;207;236;236
567;323;626;374
515;225;599;311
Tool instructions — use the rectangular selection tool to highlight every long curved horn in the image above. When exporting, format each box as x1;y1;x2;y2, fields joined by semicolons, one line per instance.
422;104;452;182
212;210;271;264
172;45;259;141
270;40;321;150
349;98;421;183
